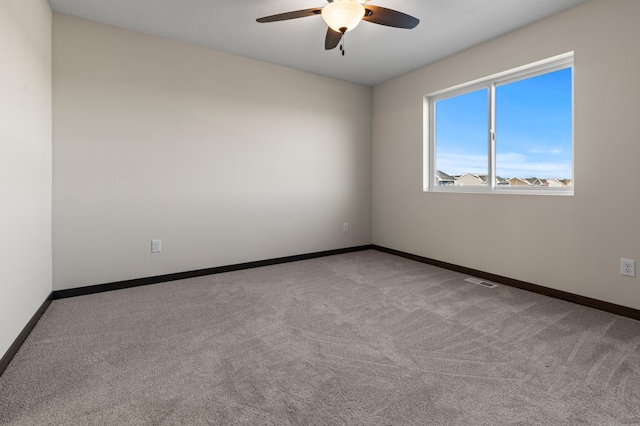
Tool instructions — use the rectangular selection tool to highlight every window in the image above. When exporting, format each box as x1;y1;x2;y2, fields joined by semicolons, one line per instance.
425;53;573;194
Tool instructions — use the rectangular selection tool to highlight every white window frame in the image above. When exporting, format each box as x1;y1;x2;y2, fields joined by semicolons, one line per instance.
424;52;574;195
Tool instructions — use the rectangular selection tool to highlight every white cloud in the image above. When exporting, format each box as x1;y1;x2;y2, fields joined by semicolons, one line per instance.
437;153;487;175
437;151;571;178
528;147;564;155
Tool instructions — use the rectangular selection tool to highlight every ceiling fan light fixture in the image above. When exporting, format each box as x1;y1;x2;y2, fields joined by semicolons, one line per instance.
322;0;366;33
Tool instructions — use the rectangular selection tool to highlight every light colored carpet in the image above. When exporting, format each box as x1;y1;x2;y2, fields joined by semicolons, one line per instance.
1;250;639;425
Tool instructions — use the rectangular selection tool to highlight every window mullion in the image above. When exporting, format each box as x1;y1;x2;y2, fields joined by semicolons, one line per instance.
488;83;496;189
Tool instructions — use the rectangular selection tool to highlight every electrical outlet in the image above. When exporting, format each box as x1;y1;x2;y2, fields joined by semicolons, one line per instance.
151;239;161;253
621;259;635;277
343;223;349;233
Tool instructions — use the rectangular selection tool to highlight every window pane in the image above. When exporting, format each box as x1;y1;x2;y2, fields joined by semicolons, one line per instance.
495;68;573;187
435;88;488;186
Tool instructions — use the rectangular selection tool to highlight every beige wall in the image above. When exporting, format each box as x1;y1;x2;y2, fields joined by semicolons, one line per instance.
372;0;640;309
52;14;372;290
0;0;52;356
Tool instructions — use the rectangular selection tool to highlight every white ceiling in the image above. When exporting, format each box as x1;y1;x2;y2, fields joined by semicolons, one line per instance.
47;0;589;86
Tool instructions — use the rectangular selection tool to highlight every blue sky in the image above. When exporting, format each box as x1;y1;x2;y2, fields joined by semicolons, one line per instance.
435;68;572;179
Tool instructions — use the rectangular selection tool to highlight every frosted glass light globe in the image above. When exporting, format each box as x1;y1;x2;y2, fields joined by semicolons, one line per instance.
322;0;366;33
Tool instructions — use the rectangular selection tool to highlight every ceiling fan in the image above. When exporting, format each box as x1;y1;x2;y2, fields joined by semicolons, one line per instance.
256;0;419;53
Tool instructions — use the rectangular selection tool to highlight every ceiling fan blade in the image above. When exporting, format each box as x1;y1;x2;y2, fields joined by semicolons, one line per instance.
363;5;419;29
325;27;343;50
256;8;322;23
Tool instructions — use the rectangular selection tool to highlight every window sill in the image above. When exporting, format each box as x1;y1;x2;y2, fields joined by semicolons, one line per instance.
426;187;574;196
